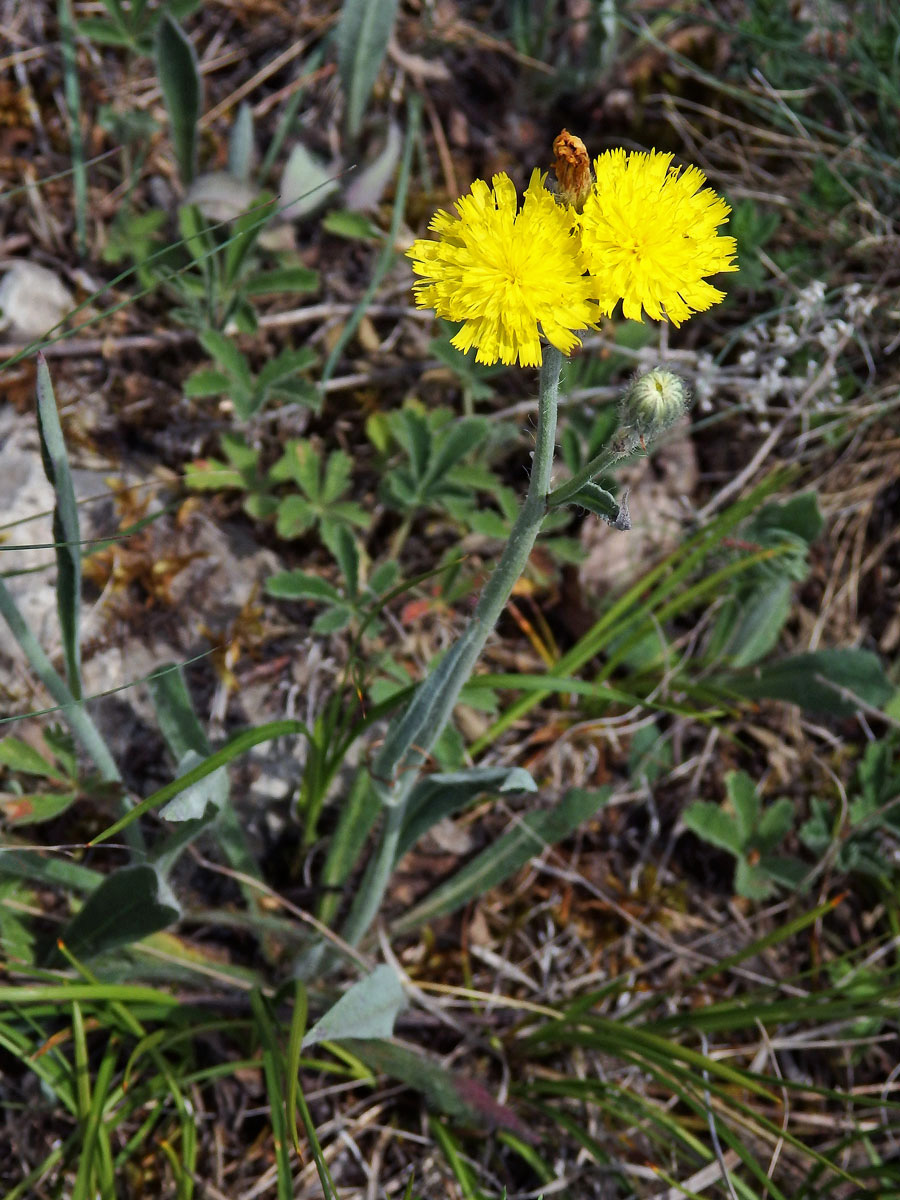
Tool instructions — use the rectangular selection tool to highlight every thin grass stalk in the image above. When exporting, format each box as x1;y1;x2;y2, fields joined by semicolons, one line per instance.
58;0;87;255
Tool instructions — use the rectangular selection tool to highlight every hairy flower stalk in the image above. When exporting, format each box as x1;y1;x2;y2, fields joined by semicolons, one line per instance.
342;137;736;948
341;346;563;947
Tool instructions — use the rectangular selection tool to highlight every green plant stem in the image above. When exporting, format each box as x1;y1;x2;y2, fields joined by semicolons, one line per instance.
340;345;564;947
0;578;144;854
388;511;414;561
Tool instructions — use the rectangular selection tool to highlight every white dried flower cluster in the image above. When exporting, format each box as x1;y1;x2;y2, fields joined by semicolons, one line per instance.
688;277;890;430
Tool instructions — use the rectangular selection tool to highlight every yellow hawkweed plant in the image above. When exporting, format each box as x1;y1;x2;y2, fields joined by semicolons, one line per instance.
408;132;736;367
341;134;737;950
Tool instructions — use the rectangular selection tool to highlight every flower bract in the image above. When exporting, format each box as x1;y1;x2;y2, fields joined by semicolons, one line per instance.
578;149;738;326
407;169;597;367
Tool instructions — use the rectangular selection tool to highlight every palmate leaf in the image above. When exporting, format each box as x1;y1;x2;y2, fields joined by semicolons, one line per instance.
184;455;245;490
725;769;759;843
311;605;354;634
198;329;253;393
266;571;342;602
322;524;359;596
269;439;320;494
0;736;66;780
755;796;796;851
183;368;233;397
321;449;354;504
322;502;369;532
77;17;133;45
223;194;276;288
422;418;488;488
0;791;79;825
256;347;316;392
682;801;743;856
275;495;317;538
243;266;319;295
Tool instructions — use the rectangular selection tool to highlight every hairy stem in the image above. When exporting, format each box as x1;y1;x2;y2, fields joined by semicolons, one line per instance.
341;346;564;947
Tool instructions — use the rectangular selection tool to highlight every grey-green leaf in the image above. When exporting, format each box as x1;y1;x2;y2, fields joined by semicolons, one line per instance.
392;787;609;933
398;766;537;861
279;143;340;221
148;663;212;761
302;964;405;1047
729;649;893;716
155;13;201;185
335;0;399;142
344;118;401;211
160;749;229;822
228;101;255;181
36;356;82;699
57;864;181;959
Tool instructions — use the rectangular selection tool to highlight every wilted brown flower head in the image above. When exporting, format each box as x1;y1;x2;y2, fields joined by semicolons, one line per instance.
552;129;592;211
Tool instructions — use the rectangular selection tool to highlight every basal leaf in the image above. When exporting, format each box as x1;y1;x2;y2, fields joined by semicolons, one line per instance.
36;357;82;700
302;965;405;1047
392;787;609;933
155;13;201;185
57;864;181;959
336;0;400;141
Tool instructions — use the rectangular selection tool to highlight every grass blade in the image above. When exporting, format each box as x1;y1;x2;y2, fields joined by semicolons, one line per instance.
88;719;307;845
57;0;87;254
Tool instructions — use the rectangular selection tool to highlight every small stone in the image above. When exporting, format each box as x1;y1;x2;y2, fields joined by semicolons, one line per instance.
185;171;260;222
0;261;74;340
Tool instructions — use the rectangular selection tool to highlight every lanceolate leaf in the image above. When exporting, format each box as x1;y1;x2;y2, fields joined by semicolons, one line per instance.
228;100;255;181
302;965;405;1047
392;787;610;933
725;649;893;716
349;1039;533;1137
397;766;537;861
35;356;82;699
155;13;201;185
56;864;181;959
336;0;399;142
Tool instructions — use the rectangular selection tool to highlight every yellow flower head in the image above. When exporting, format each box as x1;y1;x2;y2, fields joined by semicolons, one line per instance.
578;149;738;327
407;168;598;368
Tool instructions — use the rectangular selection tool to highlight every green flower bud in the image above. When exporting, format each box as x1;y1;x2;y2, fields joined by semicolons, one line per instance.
619;367;689;440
